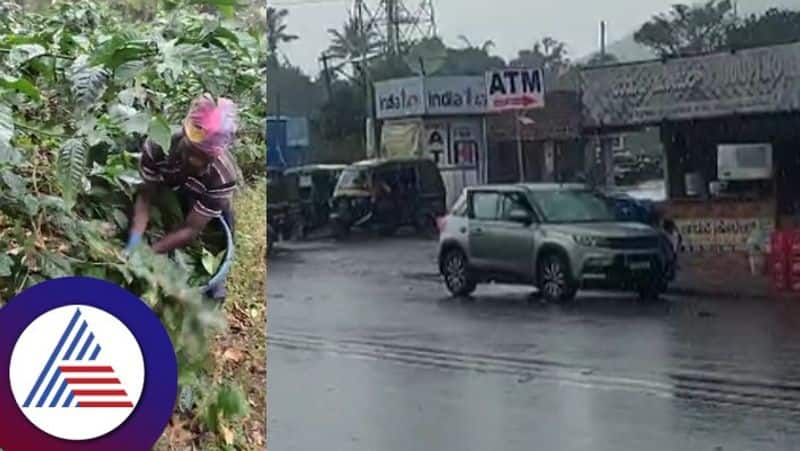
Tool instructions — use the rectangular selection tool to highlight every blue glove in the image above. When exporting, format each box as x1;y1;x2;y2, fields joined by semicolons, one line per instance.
123;233;143;255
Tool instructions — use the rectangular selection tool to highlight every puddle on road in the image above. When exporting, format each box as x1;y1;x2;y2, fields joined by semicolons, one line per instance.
401;272;442;283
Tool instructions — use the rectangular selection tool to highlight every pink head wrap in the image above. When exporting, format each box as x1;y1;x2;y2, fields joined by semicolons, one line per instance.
183;93;238;158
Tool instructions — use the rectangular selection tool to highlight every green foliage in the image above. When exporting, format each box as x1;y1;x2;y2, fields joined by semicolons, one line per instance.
634;2;800;58
582;52;620;68
68;56;110;110
201;383;249;434
0;0;266;445
633;0;735;57
0;101;18;162
55;138;88;207
266;6;298;58
147;115;172;151
726;8;800;50
325;14;384;70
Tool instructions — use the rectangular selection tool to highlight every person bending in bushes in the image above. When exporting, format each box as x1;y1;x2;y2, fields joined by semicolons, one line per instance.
124;93;240;301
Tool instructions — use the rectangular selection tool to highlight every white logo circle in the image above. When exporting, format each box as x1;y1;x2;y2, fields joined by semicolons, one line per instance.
9;305;146;441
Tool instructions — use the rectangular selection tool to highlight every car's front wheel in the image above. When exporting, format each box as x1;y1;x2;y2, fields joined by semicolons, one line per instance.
537;253;577;303
441;249;476;297
637;280;665;302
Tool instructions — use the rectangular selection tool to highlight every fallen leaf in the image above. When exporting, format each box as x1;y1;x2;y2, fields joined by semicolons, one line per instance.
252;428;265;446
221;425;234;445
222;348;244;363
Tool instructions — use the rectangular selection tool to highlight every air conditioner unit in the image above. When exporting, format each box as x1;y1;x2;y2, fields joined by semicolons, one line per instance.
717;143;773;181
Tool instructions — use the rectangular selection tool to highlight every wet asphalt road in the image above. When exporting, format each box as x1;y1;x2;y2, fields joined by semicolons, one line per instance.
267;233;800;451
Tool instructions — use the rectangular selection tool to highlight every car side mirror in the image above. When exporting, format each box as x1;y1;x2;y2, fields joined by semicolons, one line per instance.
508;209;534;225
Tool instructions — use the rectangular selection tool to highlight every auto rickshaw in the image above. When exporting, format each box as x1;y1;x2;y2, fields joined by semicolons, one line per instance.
267;166;302;254
329;157;446;238
284;164;347;238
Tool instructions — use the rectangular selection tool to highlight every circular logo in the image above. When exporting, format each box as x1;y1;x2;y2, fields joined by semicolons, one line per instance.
10;306;146;441
0;277;177;451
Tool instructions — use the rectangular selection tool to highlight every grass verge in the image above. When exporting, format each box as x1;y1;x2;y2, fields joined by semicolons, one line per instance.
157;179;267;450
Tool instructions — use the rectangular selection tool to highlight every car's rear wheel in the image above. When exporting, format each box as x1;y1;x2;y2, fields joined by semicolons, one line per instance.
332;220;350;240
290;219;306;241
267;224;275;255
442;249;476;297
378;223;398;237
537;253;577;303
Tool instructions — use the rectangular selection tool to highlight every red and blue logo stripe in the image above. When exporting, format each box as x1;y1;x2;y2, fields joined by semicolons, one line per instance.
23;308;132;409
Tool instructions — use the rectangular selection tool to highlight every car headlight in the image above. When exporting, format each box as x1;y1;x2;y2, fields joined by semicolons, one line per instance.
573;235;610;248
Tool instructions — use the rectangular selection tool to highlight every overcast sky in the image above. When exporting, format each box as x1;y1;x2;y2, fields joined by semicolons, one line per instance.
272;0;678;76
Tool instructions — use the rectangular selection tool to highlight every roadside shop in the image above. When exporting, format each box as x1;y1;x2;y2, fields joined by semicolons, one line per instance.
484;90;585;184
373;75;487;207
580;42;800;294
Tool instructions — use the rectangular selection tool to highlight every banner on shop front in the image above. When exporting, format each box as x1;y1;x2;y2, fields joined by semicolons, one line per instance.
676;217;775;253
380;120;422;158
580;41;800;127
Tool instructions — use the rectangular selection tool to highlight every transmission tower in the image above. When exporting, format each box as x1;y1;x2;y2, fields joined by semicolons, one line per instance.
354;0;437;56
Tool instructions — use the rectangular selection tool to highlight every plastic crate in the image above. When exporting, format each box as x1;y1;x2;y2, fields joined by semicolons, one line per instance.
772;230;788;255
789;229;800;256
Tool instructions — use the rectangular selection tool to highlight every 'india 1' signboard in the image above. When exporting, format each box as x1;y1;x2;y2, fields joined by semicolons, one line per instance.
485;68;546;113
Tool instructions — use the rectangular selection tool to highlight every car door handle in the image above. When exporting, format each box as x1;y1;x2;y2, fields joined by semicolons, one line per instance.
472;227;484;235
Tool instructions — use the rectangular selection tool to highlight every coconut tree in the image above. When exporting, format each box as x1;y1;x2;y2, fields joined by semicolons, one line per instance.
267;7;298;60
457;35;496;53
326;15;383;68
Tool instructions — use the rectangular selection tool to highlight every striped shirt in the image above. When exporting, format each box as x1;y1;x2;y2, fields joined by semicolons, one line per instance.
139;131;240;218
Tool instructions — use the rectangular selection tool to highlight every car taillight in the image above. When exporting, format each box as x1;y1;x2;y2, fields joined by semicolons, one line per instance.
436;216;446;232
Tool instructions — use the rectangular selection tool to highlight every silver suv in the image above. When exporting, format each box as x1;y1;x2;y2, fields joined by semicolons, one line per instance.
437;184;669;303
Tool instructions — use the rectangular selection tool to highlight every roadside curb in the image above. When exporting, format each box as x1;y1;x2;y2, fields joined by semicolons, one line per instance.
666;286;771;301
666;285;800;301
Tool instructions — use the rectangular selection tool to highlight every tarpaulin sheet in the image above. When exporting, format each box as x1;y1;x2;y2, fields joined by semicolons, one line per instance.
380;120;422;158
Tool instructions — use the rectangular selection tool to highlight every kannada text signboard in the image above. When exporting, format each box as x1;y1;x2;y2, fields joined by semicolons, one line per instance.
676;217;775;253
580;41;800;128
485;68;546;113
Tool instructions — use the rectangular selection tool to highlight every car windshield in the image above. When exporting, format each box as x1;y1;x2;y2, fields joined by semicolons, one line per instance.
528;190;617;223
336;168;368;190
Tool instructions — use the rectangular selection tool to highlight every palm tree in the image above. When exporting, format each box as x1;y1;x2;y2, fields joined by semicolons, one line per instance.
457;35;495;53
267;7;298;59
326;15;383;68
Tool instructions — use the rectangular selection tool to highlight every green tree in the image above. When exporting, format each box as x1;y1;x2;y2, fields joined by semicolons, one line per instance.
510;37;571;89
583;52;619;67
727;8;800;50
268;62;324;116
633;0;735;57
457;35;496;53
326;15;383;69
267;6;298;62
511;37;569;68
426;36;504;76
